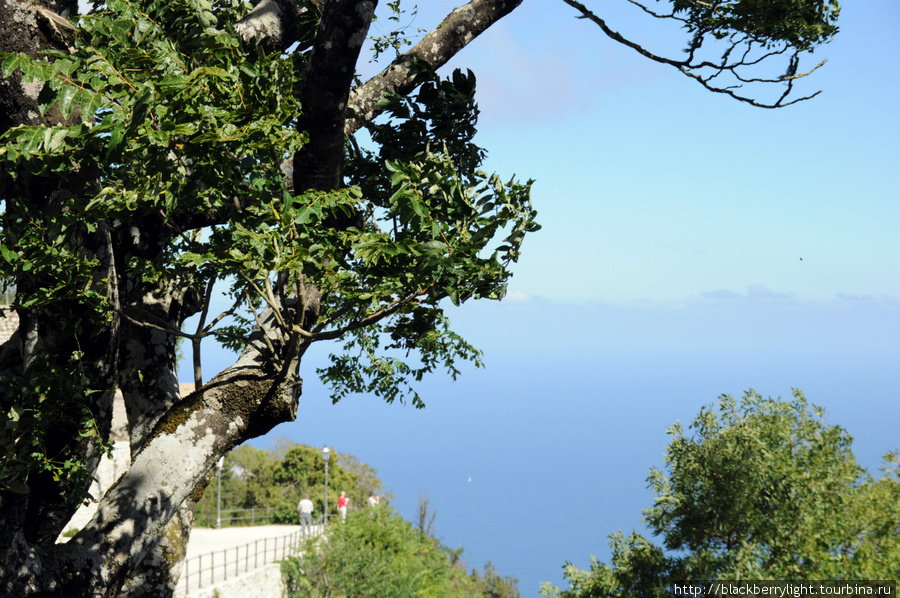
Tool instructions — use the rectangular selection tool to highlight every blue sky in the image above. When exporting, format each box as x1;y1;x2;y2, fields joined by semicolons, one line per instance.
425;0;900;307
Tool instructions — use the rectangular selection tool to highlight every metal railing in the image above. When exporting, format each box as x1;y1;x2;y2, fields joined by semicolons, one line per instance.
194;507;281;528
177;525;323;596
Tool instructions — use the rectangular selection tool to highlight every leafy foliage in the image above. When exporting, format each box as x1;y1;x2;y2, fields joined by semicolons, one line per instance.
321;67;539;407
0;352;108;504
0;0;305;497
541;390;900;597
670;0;841;51
282;505;519;598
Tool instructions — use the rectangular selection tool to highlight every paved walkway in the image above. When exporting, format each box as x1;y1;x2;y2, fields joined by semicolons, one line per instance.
185;525;304;559
177;524;322;596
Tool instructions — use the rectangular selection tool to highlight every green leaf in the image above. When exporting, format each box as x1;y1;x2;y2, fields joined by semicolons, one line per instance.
127;88;153;135
7;405;23;423
106;127;124;160
295;204;318;225
23;127;48;155
57;86;79;120
191;66;234;80
409;196;428;220
47;128;69;152
0;245;19;263
1;53;25;78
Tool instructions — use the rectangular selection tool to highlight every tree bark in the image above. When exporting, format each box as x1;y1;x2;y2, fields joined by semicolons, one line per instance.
0;0;77;133
294;0;377;192
233;0;315;55
115;281;202;596
346;0;524;136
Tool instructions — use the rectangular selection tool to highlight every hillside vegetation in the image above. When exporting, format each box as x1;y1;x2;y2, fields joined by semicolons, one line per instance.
195;440;380;526
283;506;518;598
197;439;518;597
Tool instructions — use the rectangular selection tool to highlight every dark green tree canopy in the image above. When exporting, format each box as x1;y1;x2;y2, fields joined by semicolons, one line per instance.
541;390;900;598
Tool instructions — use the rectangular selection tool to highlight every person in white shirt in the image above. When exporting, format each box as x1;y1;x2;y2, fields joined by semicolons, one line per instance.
298;494;314;534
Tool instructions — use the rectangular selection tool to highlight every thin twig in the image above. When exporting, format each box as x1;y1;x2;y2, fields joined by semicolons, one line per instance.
240;273;287;330
119;309;198;340
559;0;825;108
244;291;282;371
191;275;218;390
306;282;436;342
202;292;244;335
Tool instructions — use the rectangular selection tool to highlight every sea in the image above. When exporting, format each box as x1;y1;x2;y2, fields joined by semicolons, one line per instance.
190;297;900;596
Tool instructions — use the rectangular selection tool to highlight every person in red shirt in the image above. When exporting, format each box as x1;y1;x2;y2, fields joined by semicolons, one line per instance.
338;491;349;521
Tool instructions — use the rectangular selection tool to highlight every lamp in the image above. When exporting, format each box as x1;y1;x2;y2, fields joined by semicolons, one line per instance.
321;445;330;527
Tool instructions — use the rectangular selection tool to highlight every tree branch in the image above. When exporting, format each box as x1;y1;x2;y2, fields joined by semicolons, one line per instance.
307;282;436;342
345;0;524;136
233;0;315;54
191;274;217;389
62;364;299;597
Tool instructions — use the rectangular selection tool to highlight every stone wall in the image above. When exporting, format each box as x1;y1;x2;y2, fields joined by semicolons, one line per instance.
179;563;287;598
0;309;17;344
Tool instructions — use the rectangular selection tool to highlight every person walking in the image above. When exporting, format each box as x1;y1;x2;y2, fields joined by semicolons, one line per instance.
298;493;314;535
337;491;349;522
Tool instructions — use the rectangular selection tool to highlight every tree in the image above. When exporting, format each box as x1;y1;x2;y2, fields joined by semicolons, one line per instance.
540;390;900;598
335;449;386;502
0;0;838;596
417;491;437;536
471;561;522;598
192;444;281;525
191;442;385;524
272;444;367;520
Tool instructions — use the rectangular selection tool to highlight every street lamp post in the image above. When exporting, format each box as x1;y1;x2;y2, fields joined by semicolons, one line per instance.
216;456;224;528
321;445;330;527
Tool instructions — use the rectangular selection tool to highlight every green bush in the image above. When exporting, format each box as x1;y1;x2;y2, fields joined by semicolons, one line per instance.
282;506;518;598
